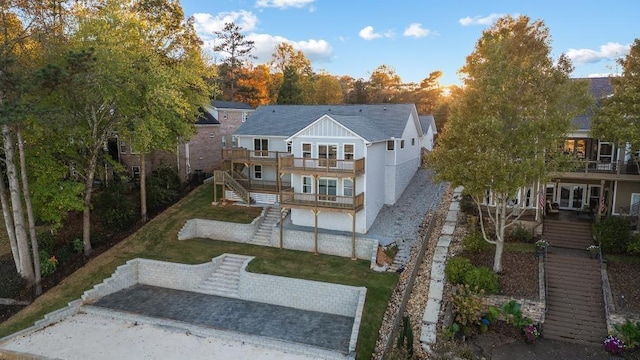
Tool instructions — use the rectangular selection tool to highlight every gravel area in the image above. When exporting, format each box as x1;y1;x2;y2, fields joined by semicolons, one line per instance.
367;168;446;247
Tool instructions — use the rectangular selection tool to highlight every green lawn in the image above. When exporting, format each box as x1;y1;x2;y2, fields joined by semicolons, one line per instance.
0;184;398;360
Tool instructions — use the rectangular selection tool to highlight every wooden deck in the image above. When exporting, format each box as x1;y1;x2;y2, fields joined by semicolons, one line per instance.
542;219;608;346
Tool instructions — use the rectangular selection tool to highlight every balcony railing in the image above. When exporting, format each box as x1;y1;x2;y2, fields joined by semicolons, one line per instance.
279;156;365;175
561;160;640;176
280;188;364;211
222;148;285;163
235;179;292;193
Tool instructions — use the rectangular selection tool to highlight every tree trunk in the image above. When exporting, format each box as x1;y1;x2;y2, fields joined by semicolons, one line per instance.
0;168;20;273
82;152;99;257
2;124;34;284
493;200;507;273
17;126;42;295
139;153;147;222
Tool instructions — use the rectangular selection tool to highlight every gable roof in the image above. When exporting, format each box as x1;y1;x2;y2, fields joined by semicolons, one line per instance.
195;107;219;125
235;104;418;142
572;77;613;130
419;115;437;135
210;100;253;110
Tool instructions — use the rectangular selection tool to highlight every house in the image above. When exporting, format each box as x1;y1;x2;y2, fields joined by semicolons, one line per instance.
114;100;253;182
481;77;640;219
419;115;437;151
217;104;424;237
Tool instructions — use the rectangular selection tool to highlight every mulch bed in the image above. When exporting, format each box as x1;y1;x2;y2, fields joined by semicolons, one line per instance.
460;249;539;299
607;262;640;313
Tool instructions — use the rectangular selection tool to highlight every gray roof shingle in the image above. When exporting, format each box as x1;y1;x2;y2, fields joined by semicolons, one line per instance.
235;104;417;142
419;115;436;134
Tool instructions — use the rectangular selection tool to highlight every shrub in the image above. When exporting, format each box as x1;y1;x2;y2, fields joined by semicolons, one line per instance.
593;217;632;254
451;284;483;335
627;233;640;255
146;165;182;213
463;231;492;252
464;266;500;295
614;319;640;350
39;249;58;277
96;182;137;231
445;256;473;284
508;224;533;243
459;194;477;214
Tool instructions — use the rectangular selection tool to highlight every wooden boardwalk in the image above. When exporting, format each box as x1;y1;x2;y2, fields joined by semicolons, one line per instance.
542;218;608;346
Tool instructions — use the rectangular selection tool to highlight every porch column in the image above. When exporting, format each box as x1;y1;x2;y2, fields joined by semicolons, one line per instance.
313;209;319;255
597;179;606;223
279;206;284;249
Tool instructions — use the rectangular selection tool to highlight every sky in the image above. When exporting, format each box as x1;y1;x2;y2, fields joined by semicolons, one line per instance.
179;0;639;86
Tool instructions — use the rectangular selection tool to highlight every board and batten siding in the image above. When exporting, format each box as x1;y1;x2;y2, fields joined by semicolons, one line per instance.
364;141;387;231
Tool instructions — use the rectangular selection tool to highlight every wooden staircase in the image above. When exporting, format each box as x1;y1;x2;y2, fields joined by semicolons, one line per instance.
542;218;608;346
214;170;254;204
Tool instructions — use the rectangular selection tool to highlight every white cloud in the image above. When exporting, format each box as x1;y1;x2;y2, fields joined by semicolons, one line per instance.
246;33;333;64
403;23;430;38
459;13;504;26
192;10;258;35
566;42;630;65
255;0;314;9
358;26;394;41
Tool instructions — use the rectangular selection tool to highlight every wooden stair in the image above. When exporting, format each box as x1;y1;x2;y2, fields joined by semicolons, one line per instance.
543;251;608;345
543;219;593;249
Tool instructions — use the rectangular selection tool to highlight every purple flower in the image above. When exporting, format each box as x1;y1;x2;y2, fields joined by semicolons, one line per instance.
604;335;625;355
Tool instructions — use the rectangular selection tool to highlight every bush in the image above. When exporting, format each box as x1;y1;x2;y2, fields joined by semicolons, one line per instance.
593;217;632;254
39;249;58;277
464;266;500;295
146;165;182;213
463;231;493;252
96;182;137;231
445;256;473;284
508;224;533;243
451;284;483;335
627;233;640;255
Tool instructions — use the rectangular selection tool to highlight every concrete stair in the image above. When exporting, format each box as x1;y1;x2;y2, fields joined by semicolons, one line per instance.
250;206;281;246
196;254;250;298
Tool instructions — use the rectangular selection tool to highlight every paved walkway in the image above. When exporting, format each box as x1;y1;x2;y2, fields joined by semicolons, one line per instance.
93;284;353;353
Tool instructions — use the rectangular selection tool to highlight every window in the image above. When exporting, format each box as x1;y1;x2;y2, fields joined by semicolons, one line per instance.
209;132;215;139
387;140;394;151
132;166;141;179
254;138;268;157
302;143;312;158
400;140;405;149
411;138;415;146
302;176;312;193
343;179;354;197
343;144;354;160
232;136;237;148
287;142;292;154
318;178;337;201
598;141;613;163
221;135;227;149
254;165;262;179
318;144;337;167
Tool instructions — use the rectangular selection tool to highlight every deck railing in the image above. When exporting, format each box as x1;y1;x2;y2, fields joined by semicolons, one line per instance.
280;188;364;210
222;148;284;162
562;160;640;176
279;156;365;175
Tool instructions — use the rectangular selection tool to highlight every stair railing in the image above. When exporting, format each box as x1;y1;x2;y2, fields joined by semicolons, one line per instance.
219;170;252;204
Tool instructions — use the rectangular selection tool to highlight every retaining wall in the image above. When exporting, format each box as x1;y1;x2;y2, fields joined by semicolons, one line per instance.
278;228;378;261
177;209;265;242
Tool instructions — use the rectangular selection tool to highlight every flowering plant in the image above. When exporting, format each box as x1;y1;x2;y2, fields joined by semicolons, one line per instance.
534;239;549;249
587;245;600;253
523;324;540;343
604;335;625;354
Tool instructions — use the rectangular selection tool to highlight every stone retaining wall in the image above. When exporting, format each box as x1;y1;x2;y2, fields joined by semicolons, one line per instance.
278;228;378;261
177;210;265;242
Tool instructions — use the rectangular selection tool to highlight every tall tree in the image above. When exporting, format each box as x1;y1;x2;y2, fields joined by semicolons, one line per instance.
367;65;401;103
427;15;592;272
277;65;304;104
269;43;314;103
213;22;255;101
592;39;640;157
236;64;272;107
312;72;343;105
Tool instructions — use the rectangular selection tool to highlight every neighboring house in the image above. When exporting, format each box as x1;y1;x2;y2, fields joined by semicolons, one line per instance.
217;104;423;236
419;115;437;151
114;100;253;181
481;77;640;218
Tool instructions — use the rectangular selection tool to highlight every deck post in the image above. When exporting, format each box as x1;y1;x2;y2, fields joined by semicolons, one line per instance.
314;210;319;255
351;212;356;260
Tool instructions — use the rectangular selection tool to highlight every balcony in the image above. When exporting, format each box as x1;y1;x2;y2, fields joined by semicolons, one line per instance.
235;179;292;193
279;156;365;176
555;160;640;180
280;188;364;212
222;148;285;165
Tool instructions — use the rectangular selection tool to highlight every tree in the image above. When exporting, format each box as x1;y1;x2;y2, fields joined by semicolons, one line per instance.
236;64;272;107
269;43;314;103
213;22;255;100
367;65;402;103
312;73;343;105
592;39;640;157
277;65;304;104
427;15;592;272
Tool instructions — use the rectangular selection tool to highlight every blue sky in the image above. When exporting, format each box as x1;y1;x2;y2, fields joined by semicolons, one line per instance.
180;0;639;86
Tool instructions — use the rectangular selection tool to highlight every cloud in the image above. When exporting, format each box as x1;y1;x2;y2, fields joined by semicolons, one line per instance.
403;23;430;38
459;13;504;26
255;0;314;9
566;42;630;65
246;33;333;64
192;10;258;35
358;26;394;40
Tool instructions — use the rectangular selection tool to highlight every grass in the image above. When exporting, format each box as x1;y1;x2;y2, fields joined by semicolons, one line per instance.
0;184;397;360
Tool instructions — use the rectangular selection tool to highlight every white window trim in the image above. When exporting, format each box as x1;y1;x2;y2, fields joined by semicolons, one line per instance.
317;177;338;201
302;142;312;158
343;178;354;197
254;165;262;179
302;176;313;194
343;143;355;160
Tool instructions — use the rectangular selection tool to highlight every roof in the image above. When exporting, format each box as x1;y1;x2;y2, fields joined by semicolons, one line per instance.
419;115;437;135
195;107;219;125
572;77;613;130
234;104;418;142
210;100;253;110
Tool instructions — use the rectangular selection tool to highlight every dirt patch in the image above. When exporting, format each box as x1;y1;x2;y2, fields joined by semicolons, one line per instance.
461;249;539;299
607;262;640;313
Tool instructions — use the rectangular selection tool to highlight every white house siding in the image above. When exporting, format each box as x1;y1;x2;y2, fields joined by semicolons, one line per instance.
365;142;387;231
291;209;367;233
385;116;421;204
